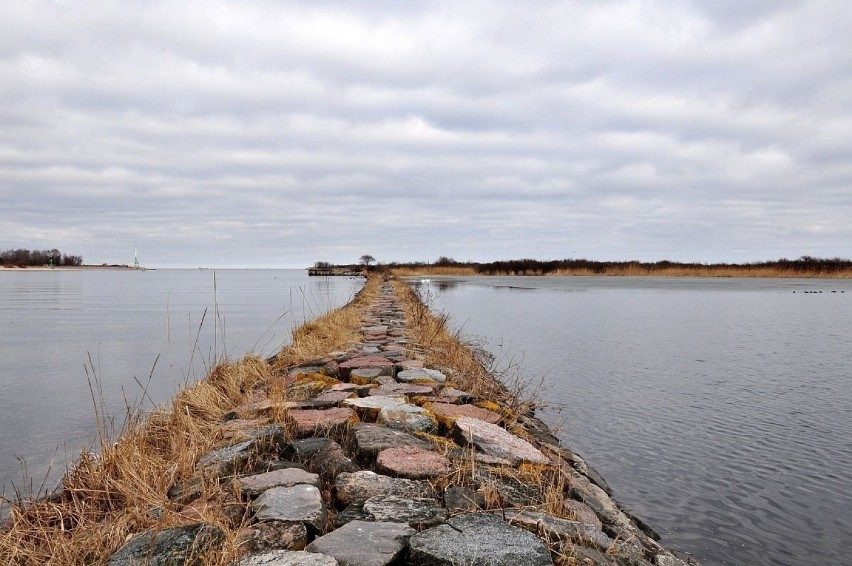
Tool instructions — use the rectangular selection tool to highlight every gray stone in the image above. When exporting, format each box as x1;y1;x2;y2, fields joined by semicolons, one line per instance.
396;368;446;384
107;523;224;566
237;550;338;565
312;390;358;408
334;503;372;527
252;485;327;532
339;356;394;379
305;520;414;566
334;471;434;506
361;346;381;355
235;521;308;554
361;325;389;334
305;440;359;480
440;388;474;401
351;423;432;461
443;485;484;513
377;403;438;433
342;396;406;421
408;513;553;566
368;382;436;397
499;509;612;550
453;417;550;466
197;426;287;477
330;382;374;396
348;368;383;384
515;415;561;447
238;468;321;497
471;468;543;506
363;495;448;528
563;499;602;531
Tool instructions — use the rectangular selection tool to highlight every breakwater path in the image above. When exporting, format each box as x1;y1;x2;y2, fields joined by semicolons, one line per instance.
98;280;698;565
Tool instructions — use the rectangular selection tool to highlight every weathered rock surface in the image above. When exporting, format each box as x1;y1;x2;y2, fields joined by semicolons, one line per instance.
338;356;394;378
500;509;612;550
376;446;451;479
442;485;485;513
107;523;224;566
349;368;384;384
252;485;327;532
351;423;432;461
287;408;358;438
362;494;448;528
334;471;434;506
377;403;438;433
238;468;321;497
429;402;502;426
368;382;436;397
196;425;287;477
305;520;415;566
236;521;309;554
408;513;553;566
342;396;406;421
396;368;447;384
453;417;550;466
237;550;338;565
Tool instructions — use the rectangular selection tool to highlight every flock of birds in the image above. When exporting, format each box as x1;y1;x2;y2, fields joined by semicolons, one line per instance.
794;290;845;293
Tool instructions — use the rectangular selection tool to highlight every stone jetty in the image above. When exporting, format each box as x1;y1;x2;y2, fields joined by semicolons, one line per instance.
106;280;700;566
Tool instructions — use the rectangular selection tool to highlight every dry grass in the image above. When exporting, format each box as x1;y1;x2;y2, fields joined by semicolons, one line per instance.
271;275;380;370
389;265;478;277
0;277;380;565
390;276;601;563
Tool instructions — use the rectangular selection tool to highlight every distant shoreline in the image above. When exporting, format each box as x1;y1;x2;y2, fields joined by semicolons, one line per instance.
0;265;144;271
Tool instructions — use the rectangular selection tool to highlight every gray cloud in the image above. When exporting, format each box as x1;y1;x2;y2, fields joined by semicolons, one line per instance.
2;0;851;267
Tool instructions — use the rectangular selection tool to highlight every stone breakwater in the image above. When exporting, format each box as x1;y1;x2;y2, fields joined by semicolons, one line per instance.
107;281;700;566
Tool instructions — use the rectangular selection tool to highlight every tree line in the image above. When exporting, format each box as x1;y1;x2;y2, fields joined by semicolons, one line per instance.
384;256;852;276
1;248;83;267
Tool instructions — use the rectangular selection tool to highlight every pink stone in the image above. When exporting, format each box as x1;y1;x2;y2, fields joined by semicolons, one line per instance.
376;446;451;479
454;416;550;466
368;383;436;397
429;403;502;425
287;408;358;437
314;390;357;405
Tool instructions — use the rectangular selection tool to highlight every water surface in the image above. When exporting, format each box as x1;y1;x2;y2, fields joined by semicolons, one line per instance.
0;269;362;501
415;276;852;566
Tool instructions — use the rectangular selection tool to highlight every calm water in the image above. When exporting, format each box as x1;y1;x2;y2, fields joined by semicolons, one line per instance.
0;269;362;502
415;276;852;566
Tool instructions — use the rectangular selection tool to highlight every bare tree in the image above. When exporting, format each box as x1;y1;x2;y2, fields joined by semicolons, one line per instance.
359;254;376;266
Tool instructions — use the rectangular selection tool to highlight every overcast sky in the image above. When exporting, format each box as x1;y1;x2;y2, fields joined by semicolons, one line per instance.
1;1;850;268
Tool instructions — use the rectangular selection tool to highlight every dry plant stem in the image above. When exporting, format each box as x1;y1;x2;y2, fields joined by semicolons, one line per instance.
0;277;380;566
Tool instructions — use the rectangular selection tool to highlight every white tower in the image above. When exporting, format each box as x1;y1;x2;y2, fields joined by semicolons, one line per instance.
134;247;139;269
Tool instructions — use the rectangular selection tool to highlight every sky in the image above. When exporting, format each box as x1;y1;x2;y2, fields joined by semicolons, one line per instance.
1;1;851;268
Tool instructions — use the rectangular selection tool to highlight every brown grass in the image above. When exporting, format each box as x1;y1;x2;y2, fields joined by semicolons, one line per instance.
0;277;379;565
389;265;478;277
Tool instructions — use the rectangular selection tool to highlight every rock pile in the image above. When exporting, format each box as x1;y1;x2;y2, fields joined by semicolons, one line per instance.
107;282;699;566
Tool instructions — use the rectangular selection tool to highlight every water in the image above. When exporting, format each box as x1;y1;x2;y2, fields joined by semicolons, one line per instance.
414;276;852;566
0;269;362;502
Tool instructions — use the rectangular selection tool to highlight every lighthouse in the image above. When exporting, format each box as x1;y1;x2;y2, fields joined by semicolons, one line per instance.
133;247;140;269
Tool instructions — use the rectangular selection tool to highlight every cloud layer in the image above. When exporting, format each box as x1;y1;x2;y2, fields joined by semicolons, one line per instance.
2;1;850;267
